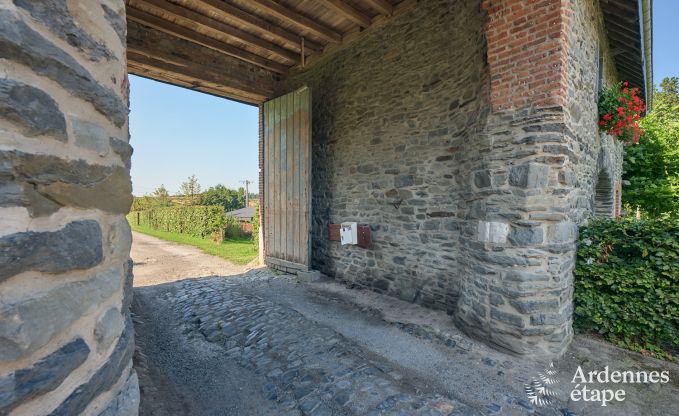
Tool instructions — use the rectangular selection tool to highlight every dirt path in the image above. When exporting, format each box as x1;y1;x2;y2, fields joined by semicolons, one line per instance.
130;231;249;287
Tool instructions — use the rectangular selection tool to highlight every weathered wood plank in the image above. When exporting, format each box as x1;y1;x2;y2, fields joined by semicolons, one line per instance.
265;256;308;272
318;0;372;28
273;96;281;258
292;89;301;262
263;87;312;269
249;0;341;43
364;0;393;16
134;0;299;63
196;0;323;53
285;90;295;261
127;6;288;73
300;88;311;265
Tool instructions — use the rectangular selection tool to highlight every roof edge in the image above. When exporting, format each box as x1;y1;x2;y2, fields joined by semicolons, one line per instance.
640;0;653;110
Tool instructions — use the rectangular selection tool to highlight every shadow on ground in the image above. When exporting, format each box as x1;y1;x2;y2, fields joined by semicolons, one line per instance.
131;269;679;416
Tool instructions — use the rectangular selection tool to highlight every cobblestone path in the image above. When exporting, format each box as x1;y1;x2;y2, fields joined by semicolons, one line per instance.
157;276;474;416
132;234;679;416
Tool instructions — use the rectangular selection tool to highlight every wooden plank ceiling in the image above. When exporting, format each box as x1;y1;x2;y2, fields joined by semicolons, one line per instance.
126;0;414;104
600;0;649;103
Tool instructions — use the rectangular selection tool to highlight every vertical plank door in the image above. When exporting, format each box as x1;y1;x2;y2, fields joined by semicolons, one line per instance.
263;87;311;272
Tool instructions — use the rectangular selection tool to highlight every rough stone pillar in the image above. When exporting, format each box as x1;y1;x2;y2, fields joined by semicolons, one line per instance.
455;0;576;356
0;1;138;415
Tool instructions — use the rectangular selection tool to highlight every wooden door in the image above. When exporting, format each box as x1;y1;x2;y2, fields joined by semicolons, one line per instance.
263;87;311;272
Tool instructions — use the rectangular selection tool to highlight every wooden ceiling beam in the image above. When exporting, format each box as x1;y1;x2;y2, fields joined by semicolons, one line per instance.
318;0;371;28
128;61;261;105
364;0;393;16
249;0;342;43
196;0;323;53
127;7;288;73
127;46;272;97
133;0;299;63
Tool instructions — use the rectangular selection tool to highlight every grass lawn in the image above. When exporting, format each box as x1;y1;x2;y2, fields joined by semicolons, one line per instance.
131;224;258;265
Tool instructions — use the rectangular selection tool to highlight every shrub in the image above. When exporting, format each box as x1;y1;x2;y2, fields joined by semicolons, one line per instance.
224;215;248;239
574;217;679;358
251;206;260;247
127;205;226;239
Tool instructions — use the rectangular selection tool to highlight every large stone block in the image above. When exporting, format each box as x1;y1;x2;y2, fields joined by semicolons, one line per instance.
96;371;139;416
0;150;132;216
0;79;67;141
94;308;124;353
0;9;126;127
109;137;133;169
72;117;111;156
49;317;134;416
13;0;115;61
0;267;121;361
508;163;550;188
0;220;103;282
477;221;508;244
0;338;90;414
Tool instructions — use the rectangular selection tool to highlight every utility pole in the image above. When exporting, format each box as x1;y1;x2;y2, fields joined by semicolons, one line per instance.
240;180;252;207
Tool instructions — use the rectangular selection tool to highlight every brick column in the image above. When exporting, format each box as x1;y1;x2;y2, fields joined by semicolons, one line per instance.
0;1;138;414
455;0;576;356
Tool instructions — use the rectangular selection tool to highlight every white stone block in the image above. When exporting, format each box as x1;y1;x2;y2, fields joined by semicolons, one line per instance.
477;221;508;244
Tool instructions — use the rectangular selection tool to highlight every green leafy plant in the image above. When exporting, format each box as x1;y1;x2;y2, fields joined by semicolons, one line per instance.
251;206;260;247
127;205;226;239
574;217;679;360
199;184;245;211
598;81;646;144
622;77;679;217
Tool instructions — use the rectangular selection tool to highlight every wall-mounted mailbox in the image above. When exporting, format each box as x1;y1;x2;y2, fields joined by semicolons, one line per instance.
329;223;372;248
340;222;358;245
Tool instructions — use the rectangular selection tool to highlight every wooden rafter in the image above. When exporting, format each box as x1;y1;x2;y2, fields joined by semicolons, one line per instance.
128;62;261;104
127;7;288;73
364;0;393;16
249;0;342;43
133;0;298;63
318;0;371;28
195;0;323;53
127;48;271;98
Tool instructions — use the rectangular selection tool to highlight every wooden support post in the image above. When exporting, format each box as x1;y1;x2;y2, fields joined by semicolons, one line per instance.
301;37;305;68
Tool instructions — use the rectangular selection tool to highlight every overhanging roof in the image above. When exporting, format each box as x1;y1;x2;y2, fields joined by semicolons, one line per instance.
600;0;653;108
125;0;415;104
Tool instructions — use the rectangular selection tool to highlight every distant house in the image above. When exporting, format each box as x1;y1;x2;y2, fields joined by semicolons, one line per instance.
226;206;257;233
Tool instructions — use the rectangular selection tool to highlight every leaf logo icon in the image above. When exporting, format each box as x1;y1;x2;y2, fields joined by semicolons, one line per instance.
524;362;560;407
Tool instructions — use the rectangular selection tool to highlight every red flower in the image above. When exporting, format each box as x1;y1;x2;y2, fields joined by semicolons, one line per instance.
624;81;629;87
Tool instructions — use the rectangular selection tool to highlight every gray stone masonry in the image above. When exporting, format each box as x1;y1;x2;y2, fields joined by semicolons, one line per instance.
282;0;624;356
0;1;137;415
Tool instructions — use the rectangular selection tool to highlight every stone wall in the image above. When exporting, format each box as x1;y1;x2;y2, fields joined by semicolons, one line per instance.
0;1;138;415
280;0;624;356
562;0;624;222
282;0;489;314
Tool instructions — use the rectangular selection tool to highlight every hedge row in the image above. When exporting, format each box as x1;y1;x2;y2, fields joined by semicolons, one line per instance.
127;205;228;239
574;217;679;354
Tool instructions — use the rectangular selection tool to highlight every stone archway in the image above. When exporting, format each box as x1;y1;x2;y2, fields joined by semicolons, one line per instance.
594;169;615;218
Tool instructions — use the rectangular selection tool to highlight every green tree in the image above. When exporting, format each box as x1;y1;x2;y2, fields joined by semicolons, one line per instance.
152;184;170;199
623;77;679;217
199;184;244;211
179;175;201;203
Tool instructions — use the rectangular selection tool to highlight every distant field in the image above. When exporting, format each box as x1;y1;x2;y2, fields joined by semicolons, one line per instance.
130;224;258;265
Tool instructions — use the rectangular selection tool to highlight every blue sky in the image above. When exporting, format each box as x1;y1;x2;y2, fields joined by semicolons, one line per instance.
129;0;677;196
652;0;677;84
129;76;259;196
